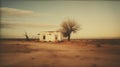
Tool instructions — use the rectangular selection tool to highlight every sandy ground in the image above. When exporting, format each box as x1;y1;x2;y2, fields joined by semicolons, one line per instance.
0;40;120;67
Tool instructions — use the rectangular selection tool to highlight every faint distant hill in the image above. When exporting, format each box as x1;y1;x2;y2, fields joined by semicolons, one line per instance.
0;38;37;41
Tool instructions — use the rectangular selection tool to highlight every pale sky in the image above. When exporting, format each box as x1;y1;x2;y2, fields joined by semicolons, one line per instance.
0;0;120;39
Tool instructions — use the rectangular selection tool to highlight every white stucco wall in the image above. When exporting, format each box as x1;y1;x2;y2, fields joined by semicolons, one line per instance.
38;31;63;42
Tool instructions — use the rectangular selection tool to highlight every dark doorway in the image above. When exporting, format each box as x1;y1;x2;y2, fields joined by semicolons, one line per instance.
55;35;58;40
43;35;46;40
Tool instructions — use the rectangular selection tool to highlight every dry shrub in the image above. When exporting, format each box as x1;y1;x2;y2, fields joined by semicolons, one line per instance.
96;44;101;48
92;64;97;67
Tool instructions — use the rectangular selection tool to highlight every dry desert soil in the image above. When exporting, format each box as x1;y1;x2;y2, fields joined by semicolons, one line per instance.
0;39;120;67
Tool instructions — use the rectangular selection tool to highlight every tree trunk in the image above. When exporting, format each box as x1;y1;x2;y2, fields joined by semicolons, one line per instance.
25;35;29;40
68;33;71;41
25;32;29;41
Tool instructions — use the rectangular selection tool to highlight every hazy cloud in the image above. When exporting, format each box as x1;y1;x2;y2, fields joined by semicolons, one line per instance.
0;7;39;17
1;21;16;29
1;22;58;29
1;23;14;29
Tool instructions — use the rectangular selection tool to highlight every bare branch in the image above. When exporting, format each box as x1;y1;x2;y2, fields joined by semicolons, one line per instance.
60;19;81;41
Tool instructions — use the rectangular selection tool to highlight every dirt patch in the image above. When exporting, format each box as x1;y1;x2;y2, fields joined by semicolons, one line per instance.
0;39;120;67
0;44;40;53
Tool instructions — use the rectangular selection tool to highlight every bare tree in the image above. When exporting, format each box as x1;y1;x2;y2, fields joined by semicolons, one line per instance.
60;19;80;41
24;32;29;40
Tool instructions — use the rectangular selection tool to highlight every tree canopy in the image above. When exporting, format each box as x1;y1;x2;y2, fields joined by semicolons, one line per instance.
60;19;80;41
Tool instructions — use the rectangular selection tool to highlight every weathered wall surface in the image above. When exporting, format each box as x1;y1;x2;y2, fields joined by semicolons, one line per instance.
38;31;63;42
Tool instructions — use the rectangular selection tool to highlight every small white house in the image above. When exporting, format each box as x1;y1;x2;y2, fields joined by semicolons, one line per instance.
38;31;63;42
